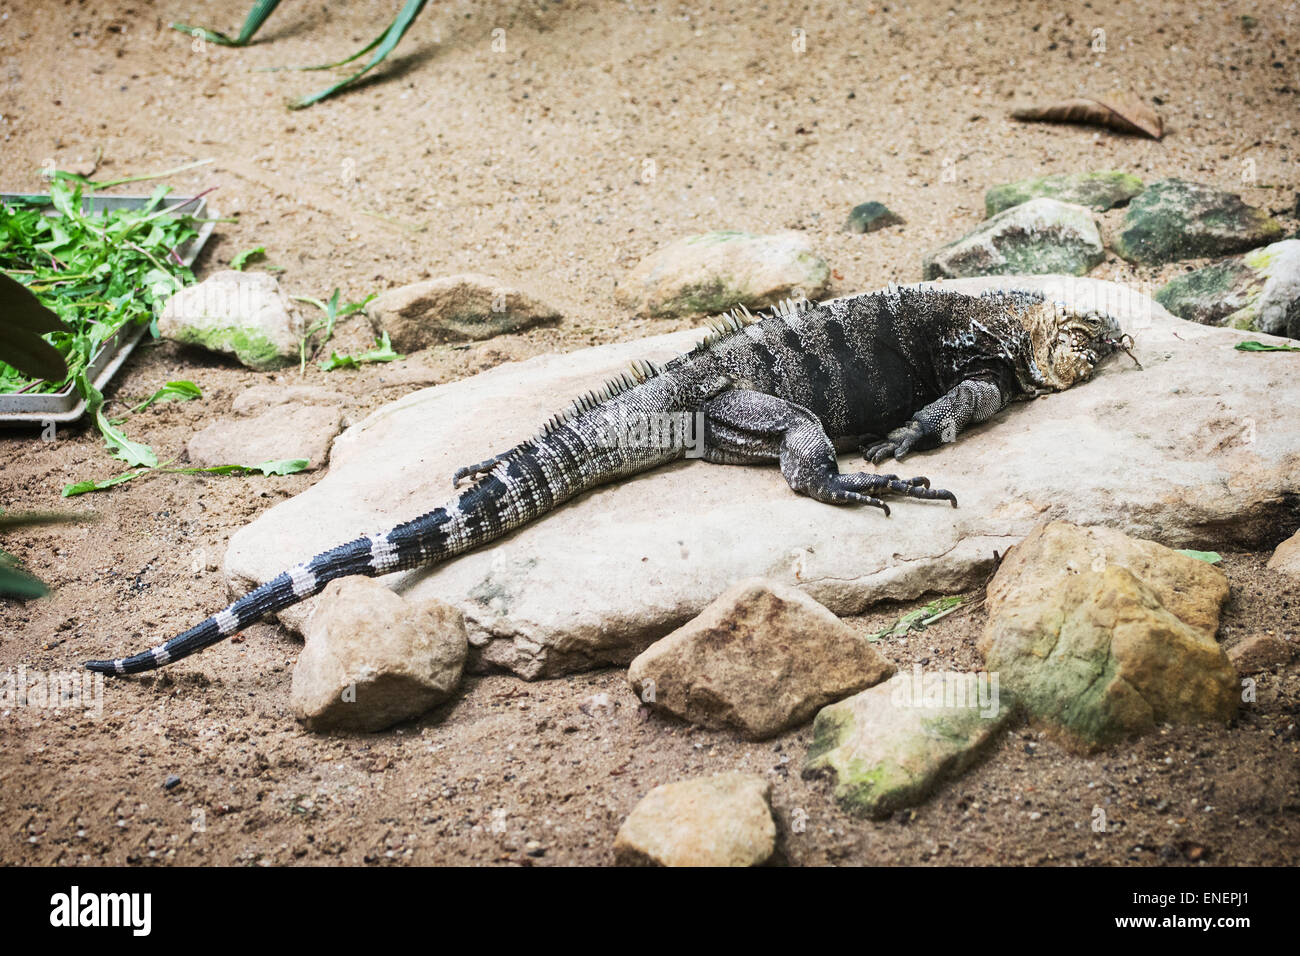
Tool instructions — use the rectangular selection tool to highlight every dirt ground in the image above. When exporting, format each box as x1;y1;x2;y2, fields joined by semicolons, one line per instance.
2;0;1299;866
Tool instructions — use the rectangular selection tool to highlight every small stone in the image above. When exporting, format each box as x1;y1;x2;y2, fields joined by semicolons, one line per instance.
158;270;304;371
803;669;1015;818
615;230;831;318
367;274;562;350
922;198;1104;280
163;775;181;790
1227;634;1293;674
843;201;905;234
1267;530;1300;578
1155;239;1300;338
984;171;1145;217
290;577;468;733
1113;179;1284;265
979;521;1237;747
187;403;342;472
628;578;894;740
613;773;776;867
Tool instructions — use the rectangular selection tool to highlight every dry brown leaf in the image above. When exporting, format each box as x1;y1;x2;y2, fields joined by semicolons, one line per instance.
1012;94;1164;139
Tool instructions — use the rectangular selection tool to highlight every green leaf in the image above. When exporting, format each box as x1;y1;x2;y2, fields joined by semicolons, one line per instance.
62;469;149;497
62;458;309;497
320;331;403;370
76;373;158;468
248;458;310;476
130;380;202;413
1234;340;1300;353
230;246;266;271
868;596;964;641
290;0;430;109
1176;549;1222;564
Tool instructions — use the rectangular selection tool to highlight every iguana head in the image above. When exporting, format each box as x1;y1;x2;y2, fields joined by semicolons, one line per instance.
1024;301;1129;390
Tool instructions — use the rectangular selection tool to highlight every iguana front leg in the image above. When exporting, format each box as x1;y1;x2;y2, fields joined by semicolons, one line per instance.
703;390;956;514
864;377;1008;465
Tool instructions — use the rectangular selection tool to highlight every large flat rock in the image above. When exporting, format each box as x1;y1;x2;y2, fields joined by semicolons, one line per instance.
225;276;1300;678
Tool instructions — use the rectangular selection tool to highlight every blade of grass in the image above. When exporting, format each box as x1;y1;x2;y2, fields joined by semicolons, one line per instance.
171;0;283;46
290;0;430;109
257;27;389;72
50;158;213;189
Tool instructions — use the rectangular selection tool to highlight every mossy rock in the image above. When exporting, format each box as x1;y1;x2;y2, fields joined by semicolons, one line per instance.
922;198;1104;280
985;171;1144;217
1155;238;1300;336
1113;178;1283;265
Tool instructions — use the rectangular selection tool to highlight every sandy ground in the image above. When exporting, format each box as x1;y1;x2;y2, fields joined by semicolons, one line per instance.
1;0;1299;866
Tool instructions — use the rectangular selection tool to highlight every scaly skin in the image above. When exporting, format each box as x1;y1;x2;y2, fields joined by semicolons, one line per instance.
86;285;1125;675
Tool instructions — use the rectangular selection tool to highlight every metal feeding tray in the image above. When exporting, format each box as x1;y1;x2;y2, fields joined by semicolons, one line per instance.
0;192;216;425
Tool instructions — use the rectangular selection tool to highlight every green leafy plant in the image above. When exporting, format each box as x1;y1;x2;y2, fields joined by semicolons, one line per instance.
319;331;403;370
1235;340;1300;353
0;179;201;395
293;288;377;373
172;0;431;108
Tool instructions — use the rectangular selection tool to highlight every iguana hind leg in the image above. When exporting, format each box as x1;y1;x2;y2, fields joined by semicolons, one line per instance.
703;390;957;514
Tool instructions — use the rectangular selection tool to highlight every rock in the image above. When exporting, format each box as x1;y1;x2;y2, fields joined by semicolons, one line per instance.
978;521;1237;747
803;669;1015;818
1227;634;1293;674
187;403;342;471
290;577;468;733
224;276;1300;680
615;231;831;318
1267;530;1300;578
627;579;894;739
1155;239;1300;338
1113;179;1284;265
922;198;1104;280
984;171;1145;217
367;274;562;350
158;270;303;371
843;201;904;234
613;773;776;866
231;384;347;415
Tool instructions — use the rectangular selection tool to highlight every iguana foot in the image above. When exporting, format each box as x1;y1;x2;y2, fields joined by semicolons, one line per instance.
806;472;957;513
452;452;511;487
861;421;929;464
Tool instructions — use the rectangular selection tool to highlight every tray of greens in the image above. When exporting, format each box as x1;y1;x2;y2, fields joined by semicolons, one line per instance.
0;183;215;423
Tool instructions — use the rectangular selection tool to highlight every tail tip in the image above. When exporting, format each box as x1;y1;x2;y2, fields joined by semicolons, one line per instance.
84;659;116;675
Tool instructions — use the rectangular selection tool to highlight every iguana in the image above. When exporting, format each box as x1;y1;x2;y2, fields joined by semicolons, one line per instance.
86;285;1130;675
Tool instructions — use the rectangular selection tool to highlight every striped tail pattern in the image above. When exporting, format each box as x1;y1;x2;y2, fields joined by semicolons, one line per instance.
85;367;689;675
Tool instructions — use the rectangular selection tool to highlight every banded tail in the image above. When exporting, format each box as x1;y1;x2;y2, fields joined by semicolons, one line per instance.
85;390;685;675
